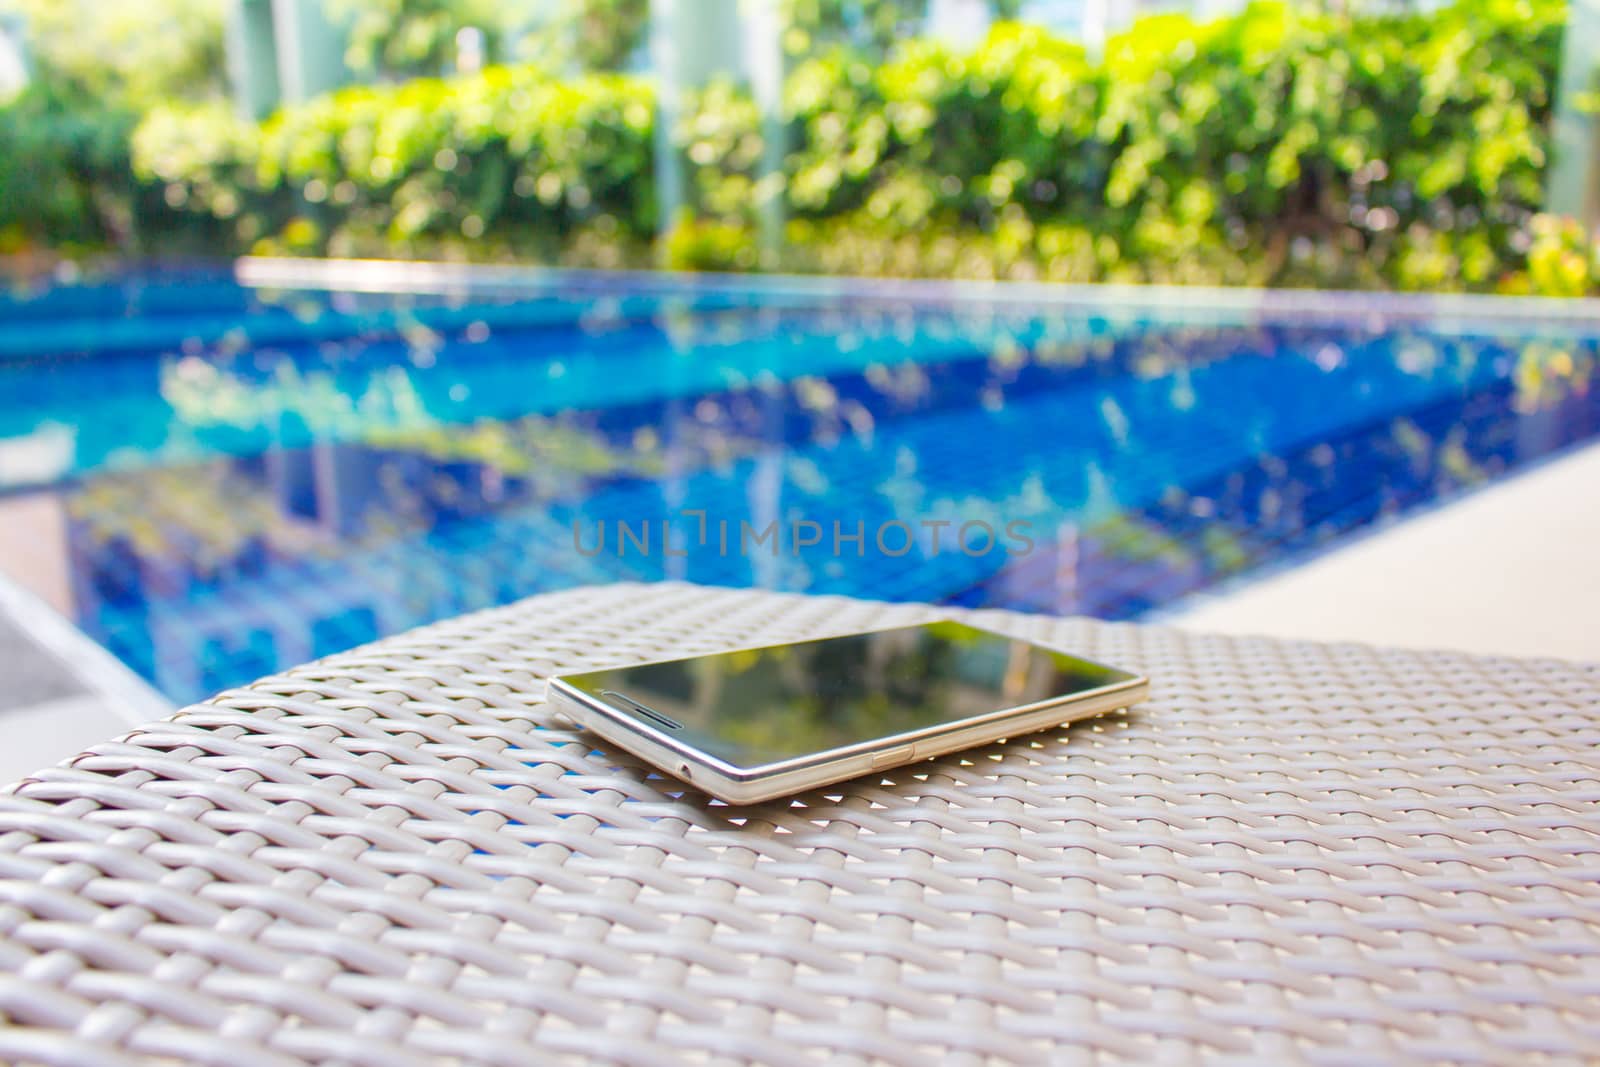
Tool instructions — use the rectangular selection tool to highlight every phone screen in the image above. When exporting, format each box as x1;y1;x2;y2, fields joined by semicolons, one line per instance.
557;621;1139;769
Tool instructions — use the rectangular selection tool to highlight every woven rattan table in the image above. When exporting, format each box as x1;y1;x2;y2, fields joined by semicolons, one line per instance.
2;582;1598;1065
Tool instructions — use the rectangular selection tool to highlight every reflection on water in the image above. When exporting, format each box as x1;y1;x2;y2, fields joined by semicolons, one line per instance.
1;275;1597;704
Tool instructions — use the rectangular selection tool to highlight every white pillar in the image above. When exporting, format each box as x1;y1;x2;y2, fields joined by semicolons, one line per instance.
1547;0;1600;231
226;0;282;119
227;0;349;117
650;0;784;265
743;0;786;267
270;0;348;104
0;12;29;98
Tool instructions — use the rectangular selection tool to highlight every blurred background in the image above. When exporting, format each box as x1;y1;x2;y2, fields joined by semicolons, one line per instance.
2;0;1600;781
0;0;1597;291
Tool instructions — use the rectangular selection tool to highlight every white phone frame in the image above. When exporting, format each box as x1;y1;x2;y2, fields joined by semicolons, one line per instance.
546;623;1148;804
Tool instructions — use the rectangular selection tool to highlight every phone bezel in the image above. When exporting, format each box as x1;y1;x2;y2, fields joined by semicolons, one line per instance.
545;621;1148;805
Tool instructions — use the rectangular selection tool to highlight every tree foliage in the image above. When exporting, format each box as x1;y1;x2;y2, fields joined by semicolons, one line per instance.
333;0;507;79
0;0;226;108
4;0;1590;293
565;0;651;71
0;84;141;252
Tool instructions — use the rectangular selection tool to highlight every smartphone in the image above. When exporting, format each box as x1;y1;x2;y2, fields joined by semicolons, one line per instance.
546;620;1147;804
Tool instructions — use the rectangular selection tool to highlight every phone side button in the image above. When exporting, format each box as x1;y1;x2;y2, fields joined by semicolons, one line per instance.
869;745;916;771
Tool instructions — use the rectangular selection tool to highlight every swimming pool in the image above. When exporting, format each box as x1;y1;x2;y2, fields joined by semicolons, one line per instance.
3;263;1598;705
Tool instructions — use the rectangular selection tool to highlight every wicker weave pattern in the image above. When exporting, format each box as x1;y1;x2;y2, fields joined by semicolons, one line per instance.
1;582;1598;1065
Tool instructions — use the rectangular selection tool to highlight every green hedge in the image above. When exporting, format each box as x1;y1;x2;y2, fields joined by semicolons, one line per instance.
677;0;1566;291
0;86;141;253
7;0;1587;292
132;65;657;264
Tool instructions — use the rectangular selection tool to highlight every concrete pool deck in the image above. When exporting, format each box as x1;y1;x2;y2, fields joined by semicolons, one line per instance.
1165;438;1600;664
0;574;170;785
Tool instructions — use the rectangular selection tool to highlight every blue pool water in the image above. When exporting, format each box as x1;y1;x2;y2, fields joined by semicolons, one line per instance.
2;266;1597;705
